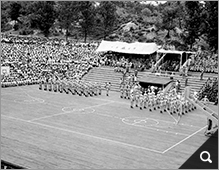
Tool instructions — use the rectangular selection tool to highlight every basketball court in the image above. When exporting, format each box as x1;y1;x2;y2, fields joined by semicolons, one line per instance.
1;85;211;169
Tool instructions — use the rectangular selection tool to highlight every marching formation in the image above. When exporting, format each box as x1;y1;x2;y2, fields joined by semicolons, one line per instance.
39;77;112;97
39;78;102;97
120;81;197;118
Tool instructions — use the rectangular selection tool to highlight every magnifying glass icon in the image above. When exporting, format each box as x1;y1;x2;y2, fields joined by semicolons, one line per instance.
200;151;212;163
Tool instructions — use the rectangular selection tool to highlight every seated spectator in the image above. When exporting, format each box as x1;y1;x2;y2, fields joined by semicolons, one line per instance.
198;77;218;103
1;34;102;87
189;50;218;73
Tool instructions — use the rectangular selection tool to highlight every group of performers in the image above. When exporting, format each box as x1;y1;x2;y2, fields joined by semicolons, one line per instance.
120;81;197;117
39;76;112;97
39;78;102;97
120;83;133;99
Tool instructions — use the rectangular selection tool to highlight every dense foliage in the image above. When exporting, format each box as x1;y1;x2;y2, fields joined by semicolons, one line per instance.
1;1;218;51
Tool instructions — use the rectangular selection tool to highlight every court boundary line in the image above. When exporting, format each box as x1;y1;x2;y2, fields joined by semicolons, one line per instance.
2;114;207;154
2;87;209;154
122;118;189;136
1;115;164;154
2;87;203;128
162;125;207;153
166;109;178;123
2;92;204;133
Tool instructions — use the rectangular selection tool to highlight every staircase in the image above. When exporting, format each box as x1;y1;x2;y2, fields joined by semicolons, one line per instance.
177;77;207;93
83;67;123;91
83;66;217;93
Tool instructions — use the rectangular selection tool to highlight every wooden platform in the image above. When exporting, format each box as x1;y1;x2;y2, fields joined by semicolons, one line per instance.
1;85;214;169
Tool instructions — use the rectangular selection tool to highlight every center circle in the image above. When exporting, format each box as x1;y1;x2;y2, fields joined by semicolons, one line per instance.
122;117;159;127
14;98;44;104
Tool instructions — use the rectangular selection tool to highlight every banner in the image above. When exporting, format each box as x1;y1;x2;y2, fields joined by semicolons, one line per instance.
1;66;10;75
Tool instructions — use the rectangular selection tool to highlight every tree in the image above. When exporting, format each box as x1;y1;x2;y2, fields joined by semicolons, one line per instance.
57;1;80;41
97;1;118;39
184;1;203;49
203;1;218;52
1;1;11;31
29;1;57;37
78;1;95;43
141;7;152;17
8;2;22;22
161;5;178;39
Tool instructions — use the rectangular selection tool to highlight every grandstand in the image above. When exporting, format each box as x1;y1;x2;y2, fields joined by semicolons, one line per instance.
83;67;123;91
82;66;211;93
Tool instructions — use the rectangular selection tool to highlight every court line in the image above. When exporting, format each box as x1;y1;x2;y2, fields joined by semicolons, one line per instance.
121;116;202;129
2;93;203;130
19;87;42;100
28;101;114;122
42;101;63;108
1;91;24;95
3;86;205;129
162;125;207;154
89;98;205;128
1;97;63;109
1;115;163;154
2;90;204;129
166;109;178;123
89;97;130;105
122;118;189;136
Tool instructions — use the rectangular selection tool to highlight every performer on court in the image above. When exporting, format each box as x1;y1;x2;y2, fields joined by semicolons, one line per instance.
105;82;111;96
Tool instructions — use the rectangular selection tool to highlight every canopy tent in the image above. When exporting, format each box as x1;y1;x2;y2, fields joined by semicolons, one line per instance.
156;49;196;67
96;40;158;55
157;49;195;55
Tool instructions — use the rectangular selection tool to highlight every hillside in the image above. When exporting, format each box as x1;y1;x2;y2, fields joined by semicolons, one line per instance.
1;1;217;52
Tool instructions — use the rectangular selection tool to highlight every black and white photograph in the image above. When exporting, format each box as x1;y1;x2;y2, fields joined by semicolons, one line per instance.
1;1;218;169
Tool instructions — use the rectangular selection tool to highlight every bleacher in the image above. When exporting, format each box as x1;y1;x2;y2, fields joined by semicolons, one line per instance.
82;66;216;94
83;67;123;91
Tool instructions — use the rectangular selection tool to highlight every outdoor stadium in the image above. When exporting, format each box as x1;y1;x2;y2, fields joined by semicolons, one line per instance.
1;1;218;169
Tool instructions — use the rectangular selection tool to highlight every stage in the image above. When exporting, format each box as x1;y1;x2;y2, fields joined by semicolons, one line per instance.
138;75;173;88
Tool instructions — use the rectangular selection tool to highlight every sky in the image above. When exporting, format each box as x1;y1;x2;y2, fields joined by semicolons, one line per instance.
141;1;167;6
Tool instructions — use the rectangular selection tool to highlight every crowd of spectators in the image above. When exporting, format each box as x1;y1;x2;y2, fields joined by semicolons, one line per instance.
1;34;105;87
104;52;155;72
1;34;218;90
159;60;180;72
198;77;218;104
189;51;218;73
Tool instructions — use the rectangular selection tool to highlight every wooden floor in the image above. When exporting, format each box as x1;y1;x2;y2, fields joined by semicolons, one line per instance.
1;85;214;169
